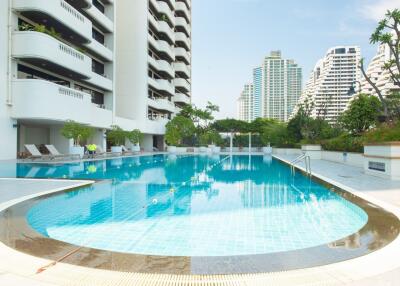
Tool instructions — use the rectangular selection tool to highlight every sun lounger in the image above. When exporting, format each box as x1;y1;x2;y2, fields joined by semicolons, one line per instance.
97;146;121;157
24;144;50;161
121;145;134;155
45;145;80;160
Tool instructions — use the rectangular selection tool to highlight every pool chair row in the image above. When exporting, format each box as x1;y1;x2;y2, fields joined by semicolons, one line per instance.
24;144;80;161
84;145;138;159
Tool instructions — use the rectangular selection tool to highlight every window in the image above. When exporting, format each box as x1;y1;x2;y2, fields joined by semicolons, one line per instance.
92;0;105;14
92;59;105;75
92;29;105;44
17;64;70;87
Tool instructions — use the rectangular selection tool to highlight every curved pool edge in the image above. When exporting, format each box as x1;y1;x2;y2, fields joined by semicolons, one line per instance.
0;157;399;284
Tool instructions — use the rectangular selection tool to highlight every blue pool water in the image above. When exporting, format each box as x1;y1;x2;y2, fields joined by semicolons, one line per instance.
12;155;368;257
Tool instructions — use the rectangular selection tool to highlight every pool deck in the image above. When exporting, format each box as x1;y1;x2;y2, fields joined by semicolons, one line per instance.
0;155;399;285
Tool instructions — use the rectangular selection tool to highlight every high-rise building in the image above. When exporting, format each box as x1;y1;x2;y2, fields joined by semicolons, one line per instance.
361;42;399;96
237;83;254;122
237;51;302;122
0;0;191;160
295;46;361;123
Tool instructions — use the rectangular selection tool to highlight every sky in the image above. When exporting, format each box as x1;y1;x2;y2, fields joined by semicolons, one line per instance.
191;0;399;119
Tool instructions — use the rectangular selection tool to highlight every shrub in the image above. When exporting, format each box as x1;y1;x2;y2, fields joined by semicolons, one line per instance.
127;129;143;145
321;134;364;153
165;116;195;146
107;125;127;146
199;129;222;146
61;120;93;146
363;121;400;143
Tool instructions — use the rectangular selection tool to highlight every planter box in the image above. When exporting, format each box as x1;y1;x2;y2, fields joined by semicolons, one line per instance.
176;147;187;153
263;147;272;154
167;146;177;153
199;146;207;153
70;146;84;159
131;145;140;152
212;146;221;153
301;145;322;160
364;142;400;180
111;146;123;154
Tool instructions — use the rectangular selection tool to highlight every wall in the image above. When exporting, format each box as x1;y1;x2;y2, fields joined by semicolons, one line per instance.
0;1;17;160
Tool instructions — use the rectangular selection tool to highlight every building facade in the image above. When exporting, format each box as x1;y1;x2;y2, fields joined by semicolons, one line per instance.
237;83;254;122
361;42;399;97
0;0;191;160
295;46;361;124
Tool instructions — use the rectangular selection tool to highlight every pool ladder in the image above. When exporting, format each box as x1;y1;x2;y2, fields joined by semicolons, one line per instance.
290;153;312;176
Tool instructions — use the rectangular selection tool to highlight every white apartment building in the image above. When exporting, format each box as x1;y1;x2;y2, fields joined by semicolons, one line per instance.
115;0;191;151
237;83;254;122
298;46;361;124
361;42;399;96
0;0;192;160
259;51;302;122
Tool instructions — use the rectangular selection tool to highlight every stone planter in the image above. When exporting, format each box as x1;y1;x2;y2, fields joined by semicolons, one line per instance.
70;146;84;159
301;144;322;160
167;146;177;153
364;142;400;180
262;146;272;154
199;146;207;153
111;146;123;154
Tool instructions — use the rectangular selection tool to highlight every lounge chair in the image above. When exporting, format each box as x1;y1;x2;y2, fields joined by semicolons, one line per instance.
24;144;50;161
97;146;121;157
121;145;134;155
45;145;80;161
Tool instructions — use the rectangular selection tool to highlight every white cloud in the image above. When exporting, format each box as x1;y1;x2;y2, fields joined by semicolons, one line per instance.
359;0;400;22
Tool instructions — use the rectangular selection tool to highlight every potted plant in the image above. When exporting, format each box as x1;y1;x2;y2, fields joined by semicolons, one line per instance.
127;129;143;152
61;120;93;158
107;125;127;153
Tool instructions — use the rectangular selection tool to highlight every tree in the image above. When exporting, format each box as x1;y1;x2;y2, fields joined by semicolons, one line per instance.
260;122;288;147
359;9;400;118
165;115;195;146
127;129;143;145
107;125;127;146
339;94;382;135
61;121;93;146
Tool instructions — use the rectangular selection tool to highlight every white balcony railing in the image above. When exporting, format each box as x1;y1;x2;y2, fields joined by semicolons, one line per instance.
148;77;175;96
173;93;191;105
12;31;91;78
150;0;175;26
149;13;174;44
85;71;113;91
175;17;191;35
174;78;191;92
84;39;113;62
173;62;190;78
148;97;176;113
148;56;174;78
13;0;92;42
85;5;114;33
174;47;190;64
148;35;174;60
175;1;191;22
175;32;191;50
11;79;112;128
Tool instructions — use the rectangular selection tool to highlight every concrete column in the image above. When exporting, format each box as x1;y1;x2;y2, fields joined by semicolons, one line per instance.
364;142;400;180
49;125;71;154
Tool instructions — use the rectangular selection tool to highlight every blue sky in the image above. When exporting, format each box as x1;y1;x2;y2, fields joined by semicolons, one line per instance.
191;0;399;118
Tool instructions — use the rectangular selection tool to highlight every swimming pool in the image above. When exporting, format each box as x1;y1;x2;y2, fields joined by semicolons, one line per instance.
1;154;399;274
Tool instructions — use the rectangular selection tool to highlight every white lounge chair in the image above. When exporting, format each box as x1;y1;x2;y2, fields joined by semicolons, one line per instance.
121;145;134;155
24;144;50;161
45;145;80;161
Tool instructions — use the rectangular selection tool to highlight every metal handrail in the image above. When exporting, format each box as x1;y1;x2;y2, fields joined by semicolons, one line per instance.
290;153;312;176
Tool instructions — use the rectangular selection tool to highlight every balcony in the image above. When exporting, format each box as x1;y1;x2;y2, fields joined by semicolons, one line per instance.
174;78;191;93
84;5;114;33
148;98;176;113
175;17;191;36
85;71;113;91
175;32;191;51
149;0;175;27
13;0;92;44
175;47;190;64
148;77;175;97
148;56;174;78
11;79;112;128
84;39;113;62
12;31;91;79
173;62;190;79
148;35;174;61
175;1;191;23
174;93;190;105
149;14;174;44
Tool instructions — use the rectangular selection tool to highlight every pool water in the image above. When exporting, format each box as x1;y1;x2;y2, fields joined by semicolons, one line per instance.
21;155;367;257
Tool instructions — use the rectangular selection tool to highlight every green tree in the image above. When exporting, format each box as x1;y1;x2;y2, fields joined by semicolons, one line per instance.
359;9;400;118
127;129;143;145
260;122;289;147
61;121;93;146
165;116;196;146
339;94;382;135
107;125;127;146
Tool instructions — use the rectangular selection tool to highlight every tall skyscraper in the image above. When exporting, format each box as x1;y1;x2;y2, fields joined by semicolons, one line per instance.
0;0;192;160
294;46;361;124
237;51;302;122
237;83;254;122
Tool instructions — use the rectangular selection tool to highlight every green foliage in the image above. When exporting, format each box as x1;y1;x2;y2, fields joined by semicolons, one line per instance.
339;94;382;135
260;122;290;147
386;92;400;119
198;129;222;146
179;101;219;129
165;116;196;146
363;121;400;143
212;119;248;133
321;134;364;153
107;125;127;146
61;121;94;146
301;118;341;143
127;129;143;145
